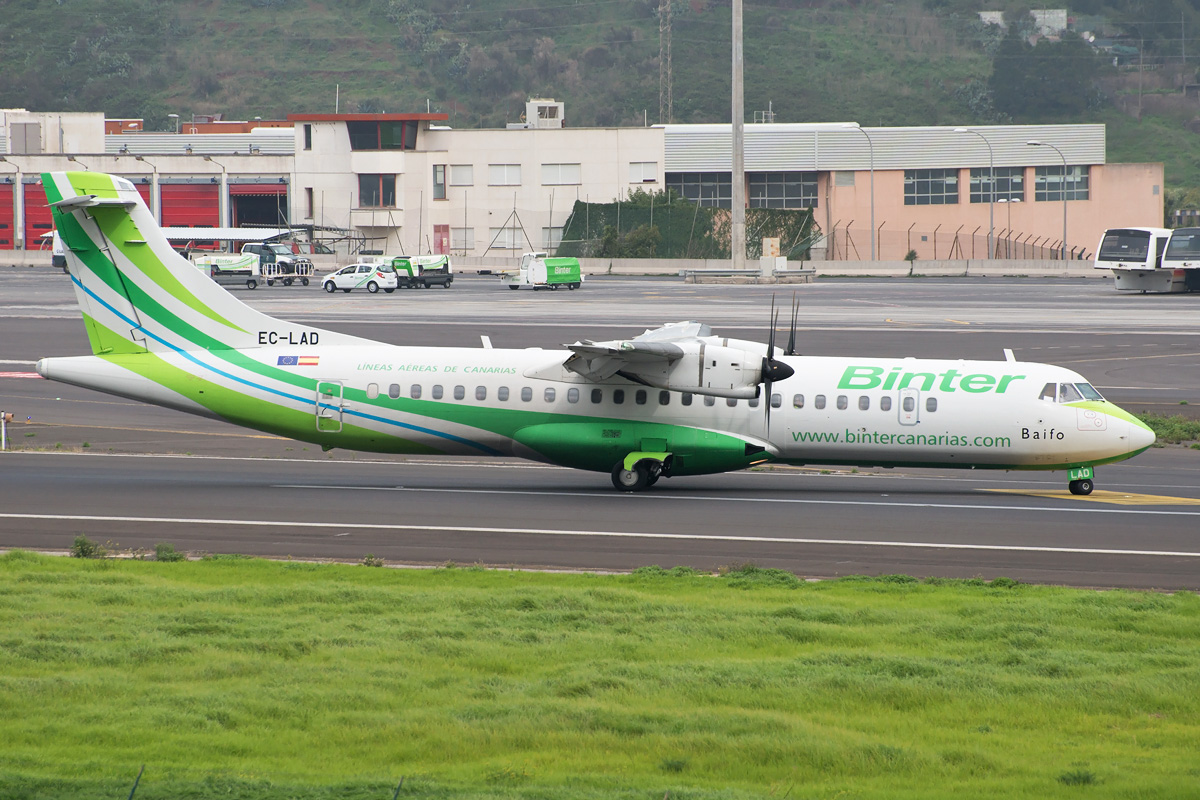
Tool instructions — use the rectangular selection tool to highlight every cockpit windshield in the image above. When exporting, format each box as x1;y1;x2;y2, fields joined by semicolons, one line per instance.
1164;229;1200;261
1040;382;1105;403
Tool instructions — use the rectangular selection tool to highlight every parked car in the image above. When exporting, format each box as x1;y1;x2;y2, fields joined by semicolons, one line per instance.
320;262;400;294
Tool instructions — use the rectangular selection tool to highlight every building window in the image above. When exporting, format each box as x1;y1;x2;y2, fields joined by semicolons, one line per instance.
542;227;563;250
305;187;314;219
1034;165;1089;201
488;226;523;250
451;228;474;251
489;164;522;186
450;165;473;186
358;174;396;207
303;124;312;151
748;172;819;209
666;172;732;208
347;120;417;150
541;163;580;185
969;167;1024;203
433;165;446;200
629;161;658;183
904;169;959;205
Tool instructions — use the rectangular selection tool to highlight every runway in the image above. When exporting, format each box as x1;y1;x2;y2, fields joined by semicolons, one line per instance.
2;271;1199;588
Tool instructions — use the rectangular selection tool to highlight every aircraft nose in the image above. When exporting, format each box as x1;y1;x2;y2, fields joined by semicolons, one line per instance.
1128;417;1156;452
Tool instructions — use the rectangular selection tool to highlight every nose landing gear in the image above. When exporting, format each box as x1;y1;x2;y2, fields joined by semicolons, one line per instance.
1068;466;1094;496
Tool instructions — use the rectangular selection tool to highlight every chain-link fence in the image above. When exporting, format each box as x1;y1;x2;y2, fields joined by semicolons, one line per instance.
822;223;1092;261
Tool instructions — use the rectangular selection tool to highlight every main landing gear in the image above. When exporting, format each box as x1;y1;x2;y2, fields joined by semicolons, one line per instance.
611;454;670;492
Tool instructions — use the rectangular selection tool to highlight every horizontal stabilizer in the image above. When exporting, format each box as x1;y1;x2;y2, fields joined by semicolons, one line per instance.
50;195;139;211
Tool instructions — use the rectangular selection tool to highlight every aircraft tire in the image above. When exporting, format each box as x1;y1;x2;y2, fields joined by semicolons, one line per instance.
367;281;380;294
1069;478;1094;496
611;462;650;492
324;282;336;293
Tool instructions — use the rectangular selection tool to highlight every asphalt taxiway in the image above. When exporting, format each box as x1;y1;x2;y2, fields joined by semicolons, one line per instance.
2;271;1198;588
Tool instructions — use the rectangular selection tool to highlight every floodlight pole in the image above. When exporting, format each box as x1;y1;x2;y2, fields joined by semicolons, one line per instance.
955;128;994;259
1027;140;1067;260
731;0;745;270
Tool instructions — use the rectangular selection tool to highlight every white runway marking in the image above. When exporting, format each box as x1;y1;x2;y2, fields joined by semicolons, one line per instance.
275;484;1200;517
1;511;1197;558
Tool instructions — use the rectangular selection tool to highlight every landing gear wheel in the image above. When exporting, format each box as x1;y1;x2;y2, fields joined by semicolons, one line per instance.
324;282;336;293
367;281;380;293
611;462;650;492
1069;478;1094;496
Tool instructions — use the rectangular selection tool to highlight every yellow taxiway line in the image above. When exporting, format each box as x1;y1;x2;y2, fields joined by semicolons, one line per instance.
985;489;1200;506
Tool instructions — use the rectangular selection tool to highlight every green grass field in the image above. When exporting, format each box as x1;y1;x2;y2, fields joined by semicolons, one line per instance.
1;551;1198;799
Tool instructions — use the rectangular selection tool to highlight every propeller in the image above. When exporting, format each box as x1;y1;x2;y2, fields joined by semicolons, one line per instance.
761;295;795;427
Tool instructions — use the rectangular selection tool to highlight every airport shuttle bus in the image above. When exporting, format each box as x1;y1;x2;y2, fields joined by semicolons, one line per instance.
1094;227;1173;292
1160;227;1200;293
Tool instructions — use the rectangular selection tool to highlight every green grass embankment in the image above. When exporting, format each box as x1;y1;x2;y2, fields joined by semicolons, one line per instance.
1;552;1198;799
1137;413;1200;447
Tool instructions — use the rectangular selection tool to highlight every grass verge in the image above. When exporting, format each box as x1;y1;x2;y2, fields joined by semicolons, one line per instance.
1136;413;1200;447
1;552;1197;798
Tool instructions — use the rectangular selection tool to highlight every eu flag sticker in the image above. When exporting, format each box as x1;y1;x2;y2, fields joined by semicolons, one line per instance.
277;355;298;366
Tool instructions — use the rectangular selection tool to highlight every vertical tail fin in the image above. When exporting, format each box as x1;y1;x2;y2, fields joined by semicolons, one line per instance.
43;171;352;355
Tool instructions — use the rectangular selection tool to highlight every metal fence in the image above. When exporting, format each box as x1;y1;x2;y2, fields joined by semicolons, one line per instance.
823;223;1092;261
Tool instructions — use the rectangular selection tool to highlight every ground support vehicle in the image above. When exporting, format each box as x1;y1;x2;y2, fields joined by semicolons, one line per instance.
193;253;263;290
242;243;314;287
391;254;453;289
320;262;400;293
502;252;583;290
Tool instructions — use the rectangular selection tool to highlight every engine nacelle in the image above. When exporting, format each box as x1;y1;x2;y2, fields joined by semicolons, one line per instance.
624;344;763;399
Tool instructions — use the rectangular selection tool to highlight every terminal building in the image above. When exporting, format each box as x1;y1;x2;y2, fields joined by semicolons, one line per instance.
0;102;1164;261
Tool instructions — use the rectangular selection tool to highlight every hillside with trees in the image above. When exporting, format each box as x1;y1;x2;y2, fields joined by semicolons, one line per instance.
2;0;1198;196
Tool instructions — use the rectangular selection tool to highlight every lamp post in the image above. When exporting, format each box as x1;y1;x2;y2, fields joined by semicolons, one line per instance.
65;155;90;171
168;113;180;134
1027;140;1067;260
0;156;22;249
955;127;994;259
203;155;229;228
843;123;875;260
133;155;160;224
730;0;745;271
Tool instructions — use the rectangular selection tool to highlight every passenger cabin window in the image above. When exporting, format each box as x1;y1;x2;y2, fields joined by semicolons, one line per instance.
613;389;625;405
454;385;465;400
793;394;804;408
366;383;380;399
771;393;781;409
635;390;647;405
836;395;848;410
748;396;759;408
880;396;892;411
432;385;444;399
814;395;826;410
858;396;869;411
521;387;533;402
410;385;422;399
591;388;602;404
544;388;556;403
659;391;670;406
567;388;579;403
498;386;509;401
727;398;738;407
476;386;487;401
926;397;938;412
388;383;401;399
704;396;716;406
903;396;915;412
682;393;693;406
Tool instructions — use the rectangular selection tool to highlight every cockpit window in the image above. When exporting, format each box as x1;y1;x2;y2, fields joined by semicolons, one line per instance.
1058;383;1084;403
1039;382;1056;402
1074;383;1104;401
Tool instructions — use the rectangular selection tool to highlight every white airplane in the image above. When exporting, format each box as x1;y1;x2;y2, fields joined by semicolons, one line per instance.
37;171;1155;495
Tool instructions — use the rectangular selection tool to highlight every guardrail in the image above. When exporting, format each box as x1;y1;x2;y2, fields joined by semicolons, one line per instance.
679;268;816;284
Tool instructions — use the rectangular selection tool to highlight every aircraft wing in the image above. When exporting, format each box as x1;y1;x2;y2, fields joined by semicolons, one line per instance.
564;339;686;381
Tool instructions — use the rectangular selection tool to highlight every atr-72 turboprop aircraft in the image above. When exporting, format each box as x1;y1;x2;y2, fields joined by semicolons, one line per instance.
37;171;1155;494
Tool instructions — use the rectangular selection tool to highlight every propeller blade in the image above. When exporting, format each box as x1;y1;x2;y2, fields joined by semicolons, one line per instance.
786;292;799;356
